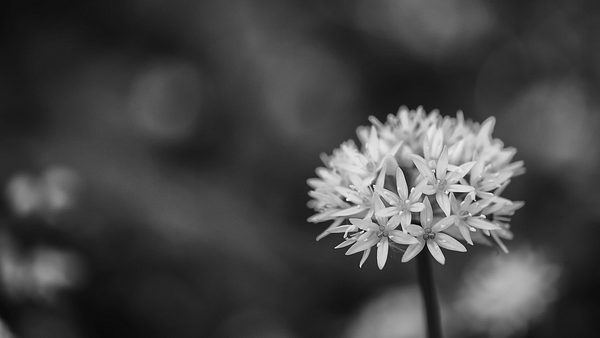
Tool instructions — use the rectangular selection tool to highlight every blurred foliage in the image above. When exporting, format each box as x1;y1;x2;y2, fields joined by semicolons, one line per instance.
1;0;599;337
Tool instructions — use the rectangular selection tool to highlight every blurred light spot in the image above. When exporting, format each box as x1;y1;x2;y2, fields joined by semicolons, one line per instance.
216;308;296;338
0;239;83;302
6;166;81;219
454;248;560;337
346;286;425;338
503;80;599;170
129;61;204;142
255;40;359;143
355;0;494;60
0;318;15;338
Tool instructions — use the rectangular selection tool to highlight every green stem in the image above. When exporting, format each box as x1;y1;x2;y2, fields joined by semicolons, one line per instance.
417;252;443;338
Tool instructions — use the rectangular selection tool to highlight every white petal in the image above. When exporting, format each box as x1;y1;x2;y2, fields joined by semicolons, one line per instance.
466;217;499;230
399;212;411;230
375;164;387;190
401;241;425;263
447;161;476;181
335;239;355;249
420;196;433;227
387;214;402;229
410;154;435;182
346;236;378;255
432;216;456;232
396;167;409;199
377;238;389;269
427;240;445;265
377;188;401;205
376;207;398;218
458;224;474;245
359;248;371;268
436;146;448;180
389;230;419;245
448;184;474;193
405;224;424;237
331;205;367;217
436;192;451;217
421;185;436;195
349;218;379;231
435;233;467;252
409;202;425;213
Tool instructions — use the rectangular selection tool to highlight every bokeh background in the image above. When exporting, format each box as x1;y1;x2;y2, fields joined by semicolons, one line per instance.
1;0;599;337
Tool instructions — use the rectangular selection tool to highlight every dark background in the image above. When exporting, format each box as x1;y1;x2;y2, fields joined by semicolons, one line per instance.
1;0;599;337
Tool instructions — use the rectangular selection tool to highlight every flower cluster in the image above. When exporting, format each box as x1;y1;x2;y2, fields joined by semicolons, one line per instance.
307;107;524;268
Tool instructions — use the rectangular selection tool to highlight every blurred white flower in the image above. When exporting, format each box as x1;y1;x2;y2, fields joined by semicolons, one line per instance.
0;317;15;338
0;239;83;302
454;248;560;337
6;166;80;219
346;286;427;338
355;0;494;60
129;60;204;142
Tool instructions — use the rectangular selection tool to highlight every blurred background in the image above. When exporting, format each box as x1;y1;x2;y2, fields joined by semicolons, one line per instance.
1;0;599;337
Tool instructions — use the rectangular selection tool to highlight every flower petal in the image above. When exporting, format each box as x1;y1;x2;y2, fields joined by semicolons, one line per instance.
448;184;475;193
458;224;474;245
432;216;456;232
346;236;378;255
436;192;451;217
376;207;398;218
405;224;424;237
409;202;425;213
427;240;445;265
435;233;467;252
377;188;401;205
375;163;387;190
349;218;379;231
399;211;411;230
401;241;425;262
359;247;371;268
447;161;476;181
331;205;367;217
420;196;433;227
396;167;409;199
410;154;435;182
335;239;355;249
466;217;500;230
389;230;419;245
377;238;389;269
436;146;448;180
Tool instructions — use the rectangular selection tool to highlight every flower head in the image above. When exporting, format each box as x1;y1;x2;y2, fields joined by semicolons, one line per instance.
308;106;524;267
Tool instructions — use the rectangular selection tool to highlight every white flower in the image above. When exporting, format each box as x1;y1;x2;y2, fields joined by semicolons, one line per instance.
333;195;419;269
307;106;524;268
401;197;466;265
376;167;425;231
411;147;475;216
454;249;560;337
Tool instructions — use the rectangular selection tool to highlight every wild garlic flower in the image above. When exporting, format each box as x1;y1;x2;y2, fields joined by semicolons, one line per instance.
308;106;524;268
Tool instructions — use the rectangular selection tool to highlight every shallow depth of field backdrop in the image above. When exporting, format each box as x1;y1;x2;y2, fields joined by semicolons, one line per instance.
1;1;599;337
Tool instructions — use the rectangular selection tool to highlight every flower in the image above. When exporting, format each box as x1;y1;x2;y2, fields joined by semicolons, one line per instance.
410;146;475;216
454;248;560;337
376;167;425;231
446;193;499;245
332;194;418;269
308;106;524;267
401;197;466;265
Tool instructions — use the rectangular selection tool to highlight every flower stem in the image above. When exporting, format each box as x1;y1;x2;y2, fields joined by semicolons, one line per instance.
417;252;443;338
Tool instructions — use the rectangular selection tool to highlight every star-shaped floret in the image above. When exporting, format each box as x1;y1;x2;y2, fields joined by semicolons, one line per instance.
336;194;419;269
401;197;467;265
446;193;499;245
375;167;425;231
410;146;476;216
